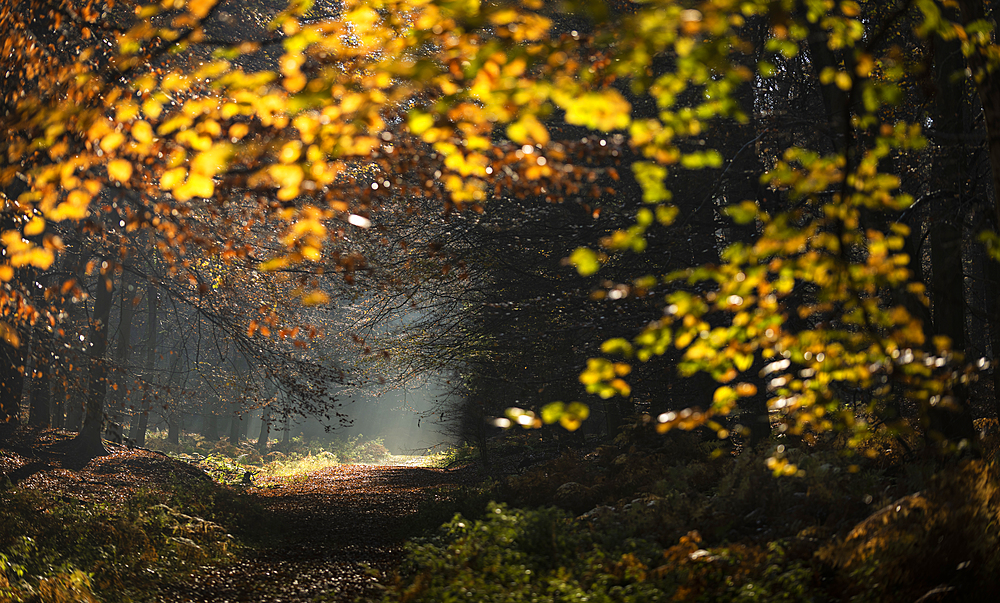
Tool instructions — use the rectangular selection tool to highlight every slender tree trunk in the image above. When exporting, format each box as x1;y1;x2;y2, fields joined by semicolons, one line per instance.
71;264;116;460
167;413;180;445
229;412;245;445
228;352;249;445
0;335;26;432
958;0;1000;421
922;18;977;449
202;395;221;440
130;280;157;447
61;242;90;431
51;365;65;429
110;266;137;443
28;315;53;428
256;409;270;453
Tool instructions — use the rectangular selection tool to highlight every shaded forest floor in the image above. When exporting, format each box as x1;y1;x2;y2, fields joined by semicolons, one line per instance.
4;425;1000;602
157;464;479;602
0;428;479;602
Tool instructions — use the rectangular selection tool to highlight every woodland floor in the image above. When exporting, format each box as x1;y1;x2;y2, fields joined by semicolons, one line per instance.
0;429;480;603
159;464;479;603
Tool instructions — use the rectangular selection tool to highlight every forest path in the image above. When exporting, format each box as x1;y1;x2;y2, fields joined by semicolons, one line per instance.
158;464;475;603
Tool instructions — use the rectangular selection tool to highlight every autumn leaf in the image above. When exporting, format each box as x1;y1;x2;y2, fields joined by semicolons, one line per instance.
108;159;133;182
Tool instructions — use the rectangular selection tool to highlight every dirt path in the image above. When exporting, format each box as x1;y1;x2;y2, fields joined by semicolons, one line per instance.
157;464;474;603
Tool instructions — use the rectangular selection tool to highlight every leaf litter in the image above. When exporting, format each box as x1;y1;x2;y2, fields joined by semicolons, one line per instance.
0;427;478;602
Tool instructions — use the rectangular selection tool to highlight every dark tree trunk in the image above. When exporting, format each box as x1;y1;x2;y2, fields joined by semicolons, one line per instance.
69;265;116;461
202;395;221;440
27;334;52;428
958;0;1000;422
59;242;91;431
167;413;180;445
64;385;84;431
0;336;26;433
27;272;53;428
129;280;157;447
256;409;270;453
51;361;65;429
110;266;137;442
922;19;977;450
229;412;245;445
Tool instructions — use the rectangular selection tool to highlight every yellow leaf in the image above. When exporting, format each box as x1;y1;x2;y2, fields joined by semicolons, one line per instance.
507;114;549;145
560;89;631;131
0;265;12;281
188;0;217;19
108;159;133;182
229;123;249;141
50;190;92;221
191;144;232;176
302;290;330;305
23;217;45;236
174;173;215;201
0;321;20;347
12;247;53;269
100;131;126;153
132;120;153;144
160;167;187;191
143;99;163;119
835;71;852;91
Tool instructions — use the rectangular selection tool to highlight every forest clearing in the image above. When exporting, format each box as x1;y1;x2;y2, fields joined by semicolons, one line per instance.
5;0;1000;600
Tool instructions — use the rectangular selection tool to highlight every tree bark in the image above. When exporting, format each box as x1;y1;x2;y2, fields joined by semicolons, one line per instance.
256;409;270;453
958;0;1000;421
167;412;180;445
0;335;26;433
109;266;137;443
129;279;157;447
70;264;116;460
27;314;53;428
229;412;245;445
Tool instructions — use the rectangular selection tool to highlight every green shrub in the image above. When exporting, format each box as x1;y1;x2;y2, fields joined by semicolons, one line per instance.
0;475;261;602
381;503;823;603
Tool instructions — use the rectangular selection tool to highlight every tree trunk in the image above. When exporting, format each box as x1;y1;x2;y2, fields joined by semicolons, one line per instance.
256;409;270;453
110;266;137;443
282;410;295;447
27;331;52;428
167;413;180;445
958;0;1000;421
0;335;26;433
922;16;977;450
26;271;53;428
51;377;64;429
70;264;116;460
129;280;157;447
229;412;245;445
59;242;91;431
202;395;221;440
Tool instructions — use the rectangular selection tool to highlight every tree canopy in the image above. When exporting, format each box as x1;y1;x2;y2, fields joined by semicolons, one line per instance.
3;0;1000;461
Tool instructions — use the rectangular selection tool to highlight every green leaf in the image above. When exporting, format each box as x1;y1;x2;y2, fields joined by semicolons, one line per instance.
568;247;601;276
560;402;590;431
408;110;434;135
600;338;634;357
633;162;670;203
558;89;631;131
724;201;759;225
540;402;565;424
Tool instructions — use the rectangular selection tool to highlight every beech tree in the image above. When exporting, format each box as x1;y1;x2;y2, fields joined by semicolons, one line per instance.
5;0;1000;465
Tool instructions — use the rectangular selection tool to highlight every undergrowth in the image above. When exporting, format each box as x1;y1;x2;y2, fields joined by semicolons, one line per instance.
0;474;266;602
144;432;391;484
379;421;1000;603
